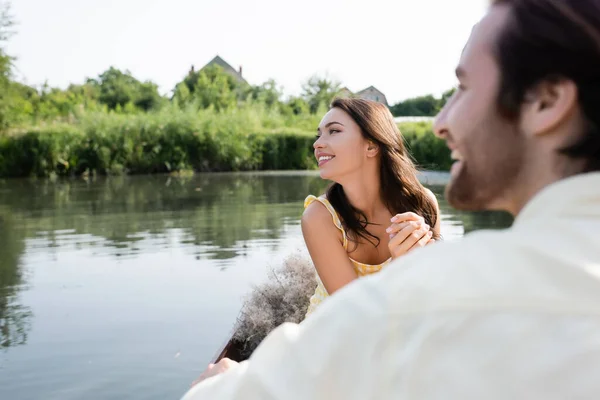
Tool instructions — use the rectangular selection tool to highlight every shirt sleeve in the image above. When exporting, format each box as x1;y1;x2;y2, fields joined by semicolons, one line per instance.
180;233;600;399
180;275;392;400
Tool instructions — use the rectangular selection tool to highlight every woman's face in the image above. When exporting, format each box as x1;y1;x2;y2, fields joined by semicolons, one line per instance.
314;107;373;181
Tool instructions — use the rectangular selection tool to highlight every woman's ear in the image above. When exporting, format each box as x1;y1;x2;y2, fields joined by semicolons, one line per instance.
366;141;379;158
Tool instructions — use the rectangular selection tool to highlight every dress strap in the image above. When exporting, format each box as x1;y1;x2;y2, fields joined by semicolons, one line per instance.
304;195;348;250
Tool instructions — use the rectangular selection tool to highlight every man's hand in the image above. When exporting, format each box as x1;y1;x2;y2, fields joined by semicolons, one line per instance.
191;358;239;388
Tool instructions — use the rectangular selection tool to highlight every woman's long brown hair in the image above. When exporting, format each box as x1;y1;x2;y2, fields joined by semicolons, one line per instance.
326;98;439;247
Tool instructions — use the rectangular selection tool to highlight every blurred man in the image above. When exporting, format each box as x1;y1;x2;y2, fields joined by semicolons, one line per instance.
182;1;600;398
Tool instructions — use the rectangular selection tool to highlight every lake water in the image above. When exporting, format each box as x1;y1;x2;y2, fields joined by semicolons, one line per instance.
0;172;513;400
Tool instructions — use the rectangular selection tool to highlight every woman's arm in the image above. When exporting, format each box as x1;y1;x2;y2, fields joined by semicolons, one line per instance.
301;201;358;295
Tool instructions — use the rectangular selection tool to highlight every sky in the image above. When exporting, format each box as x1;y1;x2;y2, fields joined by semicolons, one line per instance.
5;0;487;104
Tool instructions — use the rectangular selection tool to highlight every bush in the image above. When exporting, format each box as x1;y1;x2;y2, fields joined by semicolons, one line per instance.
250;130;316;170
399;122;451;171
0;108;450;178
0;109;317;177
0;125;83;177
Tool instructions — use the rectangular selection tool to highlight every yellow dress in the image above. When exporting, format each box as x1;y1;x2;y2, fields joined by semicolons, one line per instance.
304;195;391;317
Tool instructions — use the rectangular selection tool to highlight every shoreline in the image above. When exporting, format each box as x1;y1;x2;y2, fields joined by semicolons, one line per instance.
0;169;451;185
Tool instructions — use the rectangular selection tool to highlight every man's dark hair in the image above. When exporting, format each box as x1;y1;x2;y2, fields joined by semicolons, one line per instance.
493;0;600;171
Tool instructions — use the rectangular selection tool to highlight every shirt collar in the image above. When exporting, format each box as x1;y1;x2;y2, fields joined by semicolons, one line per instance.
514;172;600;226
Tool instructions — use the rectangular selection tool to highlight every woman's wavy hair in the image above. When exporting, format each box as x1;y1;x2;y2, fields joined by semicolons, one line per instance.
325;98;439;247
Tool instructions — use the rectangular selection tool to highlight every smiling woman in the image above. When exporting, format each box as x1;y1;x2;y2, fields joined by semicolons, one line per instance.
302;98;441;317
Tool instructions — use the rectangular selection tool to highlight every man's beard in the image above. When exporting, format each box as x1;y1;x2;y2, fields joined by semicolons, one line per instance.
445;119;524;212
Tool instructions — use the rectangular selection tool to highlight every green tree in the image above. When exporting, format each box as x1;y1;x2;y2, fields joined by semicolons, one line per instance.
285;96;310;116
0;1;14;42
0;51;12;130
301;75;341;114
66;82;101;109
172;82;192;107
390;95;438;117
194;66;237;111
89;67;136;110
0;1;15;130
173;65;247;111
134;81;164;111
390;89;457;117
6;81;38;123
250;79;282;108
37;85;77;119
182;67;201;94
89;67;163;112
21;81;102;122
182;65;244;95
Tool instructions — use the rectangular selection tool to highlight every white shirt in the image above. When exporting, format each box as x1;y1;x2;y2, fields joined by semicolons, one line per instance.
181;172;600;400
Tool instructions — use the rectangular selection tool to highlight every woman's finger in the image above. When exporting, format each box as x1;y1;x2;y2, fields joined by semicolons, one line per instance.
388;224;430;258
390;212;424;224
386;220;422;236
388;222;421;247
410;230;433;250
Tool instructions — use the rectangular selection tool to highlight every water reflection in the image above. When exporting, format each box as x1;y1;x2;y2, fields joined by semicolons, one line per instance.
427;185;514;237
0;211;32;350
0;172;512;354
0;174;329;258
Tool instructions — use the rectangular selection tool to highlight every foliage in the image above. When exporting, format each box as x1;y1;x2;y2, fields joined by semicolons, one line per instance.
390;88;456;117
87;67;164;112
0;50;12;130
0;0;14;43
400;122;451;171
248;79;282;108
284;96;310;116
194;66;238;111
301;75;341;114
0;105;451;177
0;3;451;173
0;1;14;131
174;64;248;111
0;106;320;177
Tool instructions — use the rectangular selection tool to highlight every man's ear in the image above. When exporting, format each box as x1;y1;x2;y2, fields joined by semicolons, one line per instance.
520;78;578;139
